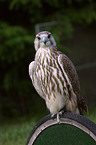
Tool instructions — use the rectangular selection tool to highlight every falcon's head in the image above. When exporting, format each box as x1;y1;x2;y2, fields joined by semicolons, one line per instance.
34;31;56;51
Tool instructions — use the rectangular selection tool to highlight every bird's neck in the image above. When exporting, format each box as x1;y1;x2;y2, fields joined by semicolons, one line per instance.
35;46;59;62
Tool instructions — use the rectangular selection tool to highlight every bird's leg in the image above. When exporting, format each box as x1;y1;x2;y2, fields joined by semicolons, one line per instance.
51;110;64;123
57;113;60;123
51;113;60;123
57;111;64;123
51;113;57;118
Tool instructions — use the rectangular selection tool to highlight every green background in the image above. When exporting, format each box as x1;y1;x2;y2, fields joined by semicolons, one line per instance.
0;0;96;119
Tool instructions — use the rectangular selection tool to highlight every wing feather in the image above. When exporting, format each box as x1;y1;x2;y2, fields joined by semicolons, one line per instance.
58;54;80;95
58;53;88;114
29;61;45;100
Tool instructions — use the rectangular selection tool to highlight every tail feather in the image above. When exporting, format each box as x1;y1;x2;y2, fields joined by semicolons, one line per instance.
78;96;88;115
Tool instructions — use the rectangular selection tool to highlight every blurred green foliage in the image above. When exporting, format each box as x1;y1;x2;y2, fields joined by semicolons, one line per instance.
0;21;35;117
0;0;96;118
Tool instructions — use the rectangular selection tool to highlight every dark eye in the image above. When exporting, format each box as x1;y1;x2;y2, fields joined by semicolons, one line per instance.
48;34;51;39
37;36;41;40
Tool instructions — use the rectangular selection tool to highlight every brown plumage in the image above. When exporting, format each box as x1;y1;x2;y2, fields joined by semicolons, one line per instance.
58;53;88;115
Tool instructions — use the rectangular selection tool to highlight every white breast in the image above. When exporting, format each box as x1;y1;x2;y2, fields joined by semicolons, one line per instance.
35;48;67;113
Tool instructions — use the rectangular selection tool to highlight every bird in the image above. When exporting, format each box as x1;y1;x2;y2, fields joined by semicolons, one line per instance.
29;31;88;122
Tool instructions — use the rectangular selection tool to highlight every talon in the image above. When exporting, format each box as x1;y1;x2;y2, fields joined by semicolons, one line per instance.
59;110;64;116
51;113;56;119
51;111;64;123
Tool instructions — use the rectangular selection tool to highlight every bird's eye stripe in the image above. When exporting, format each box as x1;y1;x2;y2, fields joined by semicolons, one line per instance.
36;36;41;40
48;34;51;38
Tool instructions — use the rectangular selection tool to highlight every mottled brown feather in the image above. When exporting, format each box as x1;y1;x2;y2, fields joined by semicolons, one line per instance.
58;53;88;115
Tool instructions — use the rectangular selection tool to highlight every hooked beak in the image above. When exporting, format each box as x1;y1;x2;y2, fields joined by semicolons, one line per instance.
42;37;48;44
